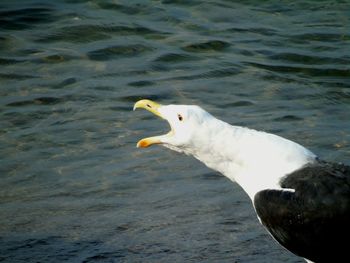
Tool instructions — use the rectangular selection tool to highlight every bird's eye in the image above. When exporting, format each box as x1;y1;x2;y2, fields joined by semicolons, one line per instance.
177;114;183;121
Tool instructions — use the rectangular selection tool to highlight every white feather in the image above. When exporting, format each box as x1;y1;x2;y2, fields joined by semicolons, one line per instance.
159;104;317;200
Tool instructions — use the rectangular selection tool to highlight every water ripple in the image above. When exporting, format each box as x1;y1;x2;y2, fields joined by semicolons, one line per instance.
182;40;230;52
247;62;350;78
36;24;168;43
154;53;200;63
128;80;155;87
269;52;350;65
170;67;240;81
0;73;38;80
288;32;350;43
6;97;62;107
223;26;278;36
87;44;153;61
0;6;55;30
0;57;24;65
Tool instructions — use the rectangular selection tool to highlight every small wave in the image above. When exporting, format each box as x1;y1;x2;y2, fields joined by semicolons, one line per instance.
0;73;37;80
32;54;76;64
223;101;255;108
36;24;167;43
274;115;303;122
170;67;240;81
268;52;350;65
53;77;77;89
36;25;110;43
0;7;55;30
6;97;62;107
87;44;153;61
96;2;144;15
224;27;278;36
153;53;199;63
247;62;350;78
182;40;230;52
119;93;173;103
0;57;24;65
128;80;155;87
288;32;350;43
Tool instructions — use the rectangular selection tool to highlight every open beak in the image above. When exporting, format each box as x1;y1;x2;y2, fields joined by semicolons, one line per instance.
133;99;172;148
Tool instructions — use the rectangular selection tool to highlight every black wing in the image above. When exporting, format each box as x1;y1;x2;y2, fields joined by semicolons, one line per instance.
254;161;350;263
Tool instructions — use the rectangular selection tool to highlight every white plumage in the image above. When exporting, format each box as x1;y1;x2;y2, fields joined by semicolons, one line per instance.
135;100;316;199
133;99;350;263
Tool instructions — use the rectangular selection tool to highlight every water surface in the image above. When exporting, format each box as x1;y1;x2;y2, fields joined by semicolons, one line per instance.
1;0;349;262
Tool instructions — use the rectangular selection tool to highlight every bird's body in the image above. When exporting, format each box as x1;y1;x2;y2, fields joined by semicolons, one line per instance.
255;161;350;262
134;99;350;263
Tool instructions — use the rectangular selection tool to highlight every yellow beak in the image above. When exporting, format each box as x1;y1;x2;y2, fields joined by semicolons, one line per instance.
133;99;164;119
133;99;168;148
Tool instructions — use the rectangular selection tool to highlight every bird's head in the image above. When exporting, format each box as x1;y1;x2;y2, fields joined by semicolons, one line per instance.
134;99;211;151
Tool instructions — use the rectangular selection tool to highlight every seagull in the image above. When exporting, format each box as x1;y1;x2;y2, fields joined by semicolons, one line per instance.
133;99;350;263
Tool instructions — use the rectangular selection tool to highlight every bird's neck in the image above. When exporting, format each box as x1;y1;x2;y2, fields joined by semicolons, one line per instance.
185;118;316;200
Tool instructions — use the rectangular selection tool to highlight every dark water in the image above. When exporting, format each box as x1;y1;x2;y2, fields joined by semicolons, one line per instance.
0;0;349;262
